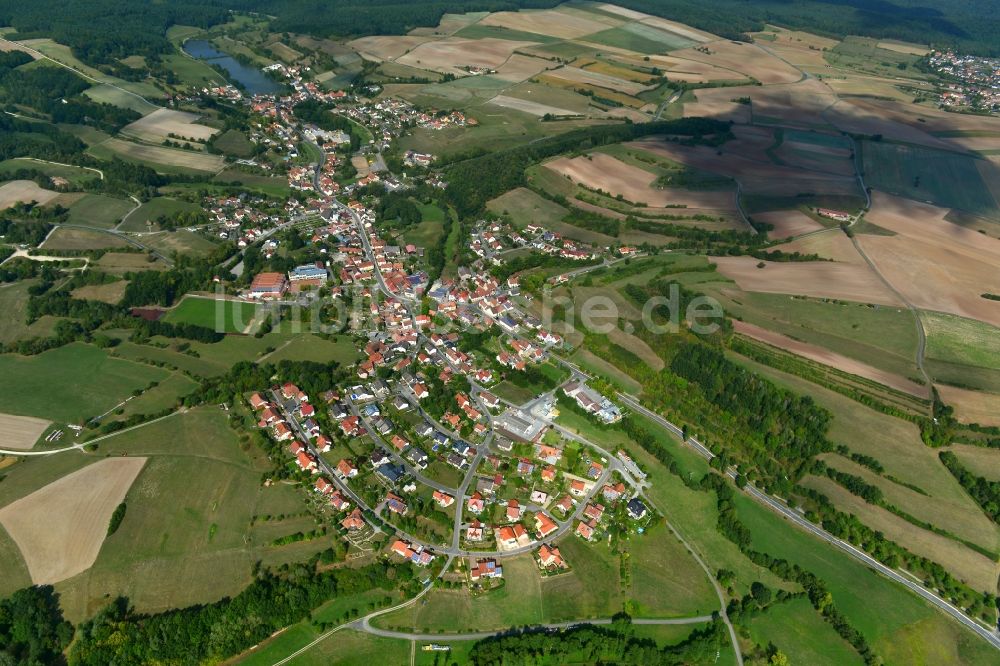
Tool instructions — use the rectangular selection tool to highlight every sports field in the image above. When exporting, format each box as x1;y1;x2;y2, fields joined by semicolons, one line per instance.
0;343;168;423
162;296;259;334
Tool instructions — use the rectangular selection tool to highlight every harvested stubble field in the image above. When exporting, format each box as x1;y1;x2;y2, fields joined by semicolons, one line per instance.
753;210;824;239
70;280;128;304
478;8;613;39
348;35;432;61
396;37;539;77
825;99;956;151
93;138;225;173
696;78;838;129
711;255;901;306
858;193;1000;327
0;413;51;450
121;108;218;143
493;54;552;83
544;152;737;212
0;180;59;208
935;384;1000;427
673;40;802;84
0;457;147;584
488;94;579;118
543;65;649;95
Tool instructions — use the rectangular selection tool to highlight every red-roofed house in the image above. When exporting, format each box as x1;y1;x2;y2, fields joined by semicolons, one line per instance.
537;544;565;569
433;490;455;507
534;512;557;538
467;492;485;514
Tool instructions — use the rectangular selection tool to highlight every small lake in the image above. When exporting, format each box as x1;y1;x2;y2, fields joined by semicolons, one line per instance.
182;40;284;96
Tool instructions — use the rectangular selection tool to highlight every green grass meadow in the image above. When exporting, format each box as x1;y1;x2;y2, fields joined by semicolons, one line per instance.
162;296;259;333
0;343;168;423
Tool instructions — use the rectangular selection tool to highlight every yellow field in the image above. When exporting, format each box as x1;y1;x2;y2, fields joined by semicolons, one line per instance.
98;138;225;172
121;108;218;144
0;413;51;450
0;180;59;209
0;457;147;584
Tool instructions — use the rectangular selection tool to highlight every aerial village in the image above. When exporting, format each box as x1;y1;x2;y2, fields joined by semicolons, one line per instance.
162;55;659;589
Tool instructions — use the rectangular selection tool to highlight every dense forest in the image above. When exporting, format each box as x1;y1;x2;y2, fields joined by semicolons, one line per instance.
0;52;139;130
669;341;833;487
468;615;727;665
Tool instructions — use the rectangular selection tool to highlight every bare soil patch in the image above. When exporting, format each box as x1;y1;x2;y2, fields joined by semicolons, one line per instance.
753;210;824;239
0;180;59;209
0;457;147;584
710;255;901;306
858;193;1000;327
0;413;51;450
734;320;925;396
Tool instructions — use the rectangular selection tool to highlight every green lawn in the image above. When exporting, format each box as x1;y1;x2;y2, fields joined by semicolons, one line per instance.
924;311;1000;371
211;129;254;158
162;296;259;333
374;555;545;633
119;197;203;232
585;24;695;54
734;355;999;556
487;187;568;229
0;281;64;345
736;491;996;665
748;597;865;666
64;193;135;229
112;372;199;422
0;343;168;423
708;290;920;380
263;333;362;365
